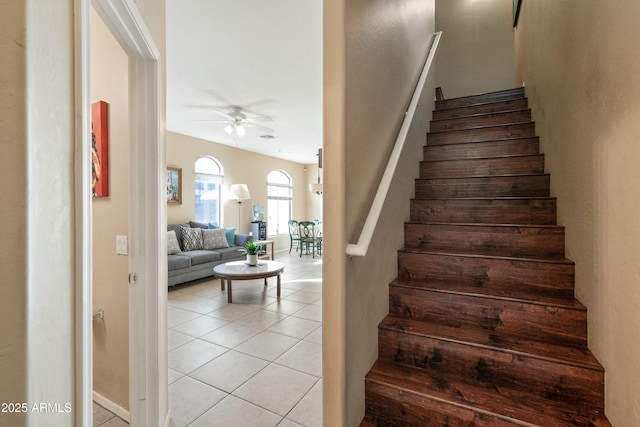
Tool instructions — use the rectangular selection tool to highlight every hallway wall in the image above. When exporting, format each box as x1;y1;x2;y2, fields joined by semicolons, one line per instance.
0;0;166;425
435;0;515;98
514;1;640;425
0;2;28;426
342;0;436;423
91;7;130;412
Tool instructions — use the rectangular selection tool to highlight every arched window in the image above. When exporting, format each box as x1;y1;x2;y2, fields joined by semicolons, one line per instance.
194;157;223;225
267;170;292;236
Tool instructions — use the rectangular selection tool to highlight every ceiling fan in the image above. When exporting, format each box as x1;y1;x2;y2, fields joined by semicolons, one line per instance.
195;106;274;138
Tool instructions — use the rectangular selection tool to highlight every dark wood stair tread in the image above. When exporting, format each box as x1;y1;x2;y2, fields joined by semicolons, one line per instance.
390;278;583;310
435;88;525;111
427;123;536;146
423;137;540;161
364;87;610;426
417;172;550;181
400;247;573;263
412;196;556;201
366;359;609;426
432;98;530;120
410;197;557;225
379;316;603;372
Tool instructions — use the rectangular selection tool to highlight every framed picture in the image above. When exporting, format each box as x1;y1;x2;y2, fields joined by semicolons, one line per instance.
91;101;109;197
166;167;182;204
513;0;523;27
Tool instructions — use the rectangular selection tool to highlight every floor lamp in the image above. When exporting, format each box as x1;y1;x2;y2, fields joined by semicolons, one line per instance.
229;184;251;231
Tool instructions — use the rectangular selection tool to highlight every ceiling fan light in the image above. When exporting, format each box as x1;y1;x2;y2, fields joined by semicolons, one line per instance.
224;124;234;135
236;124;245;137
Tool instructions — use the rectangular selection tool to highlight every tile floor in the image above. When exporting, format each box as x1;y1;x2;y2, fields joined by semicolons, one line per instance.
93;402;128;426
168;250;323;427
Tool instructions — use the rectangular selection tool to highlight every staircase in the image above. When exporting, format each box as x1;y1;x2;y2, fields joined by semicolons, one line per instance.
361;88;611;426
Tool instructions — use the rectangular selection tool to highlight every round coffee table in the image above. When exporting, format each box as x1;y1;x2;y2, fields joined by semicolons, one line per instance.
213;260;285;303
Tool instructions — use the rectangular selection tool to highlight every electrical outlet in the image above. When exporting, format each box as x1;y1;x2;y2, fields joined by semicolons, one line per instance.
116;235;128;255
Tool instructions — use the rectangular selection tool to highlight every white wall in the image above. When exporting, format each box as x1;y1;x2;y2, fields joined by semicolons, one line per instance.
0;0;166;424
91;7;130;411
0;2;28;425
514;1;640;425
322;0;436;424
435;0;515;98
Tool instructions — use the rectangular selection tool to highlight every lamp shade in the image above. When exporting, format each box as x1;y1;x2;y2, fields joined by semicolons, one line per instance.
309;182;323;195
229;184;251;201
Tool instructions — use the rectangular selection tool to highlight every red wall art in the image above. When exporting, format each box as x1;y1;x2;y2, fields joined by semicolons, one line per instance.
91;101;109;197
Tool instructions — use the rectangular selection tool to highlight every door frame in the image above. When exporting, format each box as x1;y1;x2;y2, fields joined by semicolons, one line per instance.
75;0;168;425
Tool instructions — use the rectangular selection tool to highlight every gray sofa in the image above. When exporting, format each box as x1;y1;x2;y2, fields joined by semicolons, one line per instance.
167;221;253;286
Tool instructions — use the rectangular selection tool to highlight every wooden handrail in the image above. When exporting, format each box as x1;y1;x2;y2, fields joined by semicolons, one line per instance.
346;31;442;257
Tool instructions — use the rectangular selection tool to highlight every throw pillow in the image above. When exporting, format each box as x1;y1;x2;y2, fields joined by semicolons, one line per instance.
202;228;229;250
167;230;182;255
225;228;236;246
189;220;209;229
208;223;220;229
181;227;203;251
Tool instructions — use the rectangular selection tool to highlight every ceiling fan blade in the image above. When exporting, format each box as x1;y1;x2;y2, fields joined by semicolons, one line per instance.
192;119;232;123
209;108;235;121
245;115;273;122
244;121;275;133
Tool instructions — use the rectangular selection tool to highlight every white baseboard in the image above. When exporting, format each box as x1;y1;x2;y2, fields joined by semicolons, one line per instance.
93;391;130;423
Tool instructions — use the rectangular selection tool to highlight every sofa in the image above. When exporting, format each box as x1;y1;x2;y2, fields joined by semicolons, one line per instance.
167;221;253;287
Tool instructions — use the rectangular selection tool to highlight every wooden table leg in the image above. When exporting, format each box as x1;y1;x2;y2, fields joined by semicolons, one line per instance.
227;280;232;303
220;278;225;291
264;277;268;286
277;273;281;298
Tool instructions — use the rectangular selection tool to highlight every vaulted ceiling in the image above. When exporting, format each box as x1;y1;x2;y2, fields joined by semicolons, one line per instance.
166;0;323;165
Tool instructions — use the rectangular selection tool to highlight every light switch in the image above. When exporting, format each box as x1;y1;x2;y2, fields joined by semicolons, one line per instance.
116;235;128;255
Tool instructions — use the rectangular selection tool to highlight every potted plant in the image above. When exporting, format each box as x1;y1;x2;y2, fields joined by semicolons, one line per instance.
240;241;260;266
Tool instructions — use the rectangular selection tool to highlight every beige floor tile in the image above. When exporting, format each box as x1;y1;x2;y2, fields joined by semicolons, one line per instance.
280;280;322;292
99;417;129;427
171;314;228;338
168;329;195;351
168;368;184;385
235;309;287;329
167;251;324;425
233;364;317;416
168;294;227;314
277;419;304;427
284;291;322;304
168;376;226;427
264;286;298;299
291;304;322;322
209;303;261;321
93;402;115;425
189;395;281;427
168;339;227;374
262;299;308;315
167;306;202;328
234;331;299;361
268;316;321;340
190;284;224;299
224;290;278;306
304;326;322;345
287;379;323;427
275;340;322;378
200;322;262;349
190;350;269;393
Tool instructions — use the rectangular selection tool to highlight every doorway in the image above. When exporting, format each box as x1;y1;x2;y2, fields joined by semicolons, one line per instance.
78;0;166;425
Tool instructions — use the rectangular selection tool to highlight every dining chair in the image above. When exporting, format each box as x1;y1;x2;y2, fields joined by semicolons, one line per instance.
288;219;300;253
298;221;321;258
